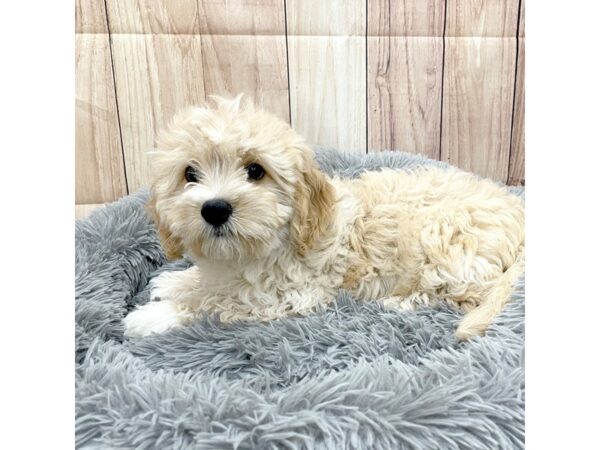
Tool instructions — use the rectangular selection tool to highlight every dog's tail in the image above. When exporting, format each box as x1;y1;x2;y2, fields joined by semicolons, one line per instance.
455;247;525;341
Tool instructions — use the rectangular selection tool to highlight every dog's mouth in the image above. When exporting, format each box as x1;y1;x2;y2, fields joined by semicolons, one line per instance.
211;226;231;238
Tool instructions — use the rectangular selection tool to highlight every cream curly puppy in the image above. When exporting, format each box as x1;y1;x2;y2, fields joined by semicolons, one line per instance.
124;97;524;340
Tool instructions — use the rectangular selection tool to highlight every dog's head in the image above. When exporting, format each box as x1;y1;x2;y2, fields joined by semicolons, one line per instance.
148;96;335;262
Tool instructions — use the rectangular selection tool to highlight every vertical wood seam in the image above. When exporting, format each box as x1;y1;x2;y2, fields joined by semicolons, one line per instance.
438;0;448;161
507;0;523;184
103;0;129;194
283;0;293;126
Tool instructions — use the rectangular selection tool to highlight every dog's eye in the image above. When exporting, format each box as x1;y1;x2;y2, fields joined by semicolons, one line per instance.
246;163;265;181
184;166;199;183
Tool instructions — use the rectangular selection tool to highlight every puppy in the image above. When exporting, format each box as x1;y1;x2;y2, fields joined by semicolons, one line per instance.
124;96;524;340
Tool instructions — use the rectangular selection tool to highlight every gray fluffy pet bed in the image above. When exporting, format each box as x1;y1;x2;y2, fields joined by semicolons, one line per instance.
75;149;525;449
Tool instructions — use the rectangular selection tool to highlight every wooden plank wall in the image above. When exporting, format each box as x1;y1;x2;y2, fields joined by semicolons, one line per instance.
75;0;525;218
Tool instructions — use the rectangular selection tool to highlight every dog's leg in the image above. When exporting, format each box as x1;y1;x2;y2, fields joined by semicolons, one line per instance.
123;266;201;337
455;251;525;341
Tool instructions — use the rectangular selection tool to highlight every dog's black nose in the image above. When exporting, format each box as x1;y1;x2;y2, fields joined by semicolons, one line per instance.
201;199;233;226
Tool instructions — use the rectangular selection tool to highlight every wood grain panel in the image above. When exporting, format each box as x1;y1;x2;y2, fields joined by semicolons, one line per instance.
441;37;516;181
106;0;199;34
201;34;290;122
111;34;205;192
368;36;443;157
446;0;520;37
75;34;127;204
288;36;366;153
509;38;524;186
75;204;105;220
286;0;366;36
287;0;366;152
368;0;445;36
75;0;526;207
75;0;108;33
198;0;285;35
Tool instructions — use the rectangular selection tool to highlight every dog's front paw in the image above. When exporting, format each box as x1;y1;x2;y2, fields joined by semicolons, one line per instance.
148;270;184;302
123;301;189;338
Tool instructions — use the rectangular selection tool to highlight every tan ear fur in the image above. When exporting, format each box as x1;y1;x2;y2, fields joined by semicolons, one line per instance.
146;193;184;260
290;152;336;255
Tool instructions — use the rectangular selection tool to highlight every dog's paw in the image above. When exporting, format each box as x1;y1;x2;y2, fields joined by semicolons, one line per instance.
123;301;189;338
455;319;487;341
454;324;484;341
377;292;435;311
148;270;185;302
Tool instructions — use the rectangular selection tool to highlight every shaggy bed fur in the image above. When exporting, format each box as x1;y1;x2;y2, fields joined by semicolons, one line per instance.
75;149;524;449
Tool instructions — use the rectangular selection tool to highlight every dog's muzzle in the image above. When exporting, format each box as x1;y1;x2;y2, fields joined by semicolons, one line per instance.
201;199;233;227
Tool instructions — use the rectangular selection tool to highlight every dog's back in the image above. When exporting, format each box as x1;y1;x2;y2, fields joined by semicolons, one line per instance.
337;166;524;340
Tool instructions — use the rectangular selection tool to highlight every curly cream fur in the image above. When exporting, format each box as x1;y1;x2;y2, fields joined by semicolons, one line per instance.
125;96;525;341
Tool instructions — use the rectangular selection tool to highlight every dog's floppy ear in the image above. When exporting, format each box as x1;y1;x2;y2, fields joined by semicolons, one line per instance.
290;148;336;256
146;192;183;260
